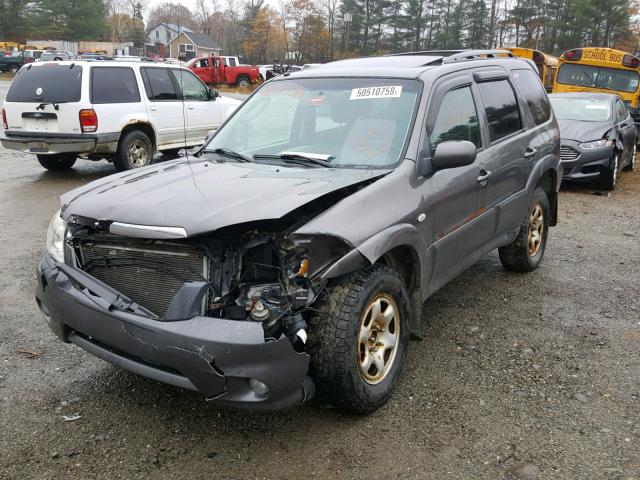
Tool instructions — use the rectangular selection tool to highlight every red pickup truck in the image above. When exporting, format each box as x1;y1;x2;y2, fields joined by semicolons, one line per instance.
187;55;259;88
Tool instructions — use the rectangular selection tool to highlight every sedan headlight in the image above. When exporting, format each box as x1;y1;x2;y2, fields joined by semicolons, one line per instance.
46;209;66;263
579;139;613;149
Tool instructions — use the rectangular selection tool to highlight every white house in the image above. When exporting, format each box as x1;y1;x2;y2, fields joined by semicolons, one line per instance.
146;23;194;57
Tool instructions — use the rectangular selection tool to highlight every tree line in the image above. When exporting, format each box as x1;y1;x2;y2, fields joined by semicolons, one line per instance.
0;0;637;63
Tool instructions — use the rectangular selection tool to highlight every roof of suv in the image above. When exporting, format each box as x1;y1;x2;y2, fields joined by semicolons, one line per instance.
23;60;184;70
285;51;532;80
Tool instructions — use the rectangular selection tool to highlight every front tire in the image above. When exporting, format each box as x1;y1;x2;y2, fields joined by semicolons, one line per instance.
113;130;153;171
36;154;76;171
307;265;411;414
498;187;550;273
624;143;635;171
599;151;619;190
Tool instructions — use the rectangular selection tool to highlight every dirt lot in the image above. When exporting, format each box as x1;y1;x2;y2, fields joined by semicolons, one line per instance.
0;79;639;479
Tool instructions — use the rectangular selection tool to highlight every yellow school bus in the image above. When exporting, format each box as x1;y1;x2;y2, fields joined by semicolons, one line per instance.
501;47;558;91
553;47;640;109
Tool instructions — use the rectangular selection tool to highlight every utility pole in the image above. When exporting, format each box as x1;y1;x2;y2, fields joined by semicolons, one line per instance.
344;13;352;57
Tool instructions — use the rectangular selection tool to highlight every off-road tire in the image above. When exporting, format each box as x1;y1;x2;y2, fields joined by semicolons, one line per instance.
623;143;635;171
498;187;550;273
236;76;250;88
36;154;76;171
113;130;153;172
599;151;620;191
307;264;411;414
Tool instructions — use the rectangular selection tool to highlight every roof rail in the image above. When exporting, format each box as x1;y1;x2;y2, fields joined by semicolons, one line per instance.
442;49;513;63
389;50;465;57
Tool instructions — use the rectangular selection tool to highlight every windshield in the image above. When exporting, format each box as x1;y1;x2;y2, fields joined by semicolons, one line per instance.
6;64;82;103
557;63;640;93
205;77;421;168
550;97;611;122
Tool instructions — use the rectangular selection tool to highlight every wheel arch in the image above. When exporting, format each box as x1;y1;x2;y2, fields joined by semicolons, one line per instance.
535;168;558;226
118;121;157;153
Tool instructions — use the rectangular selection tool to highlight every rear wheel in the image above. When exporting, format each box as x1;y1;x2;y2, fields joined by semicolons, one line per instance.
307;265;410;413
113;130;153;171
236;76;250;88
498;187;549;273
36;154;76;171
599;151;619;190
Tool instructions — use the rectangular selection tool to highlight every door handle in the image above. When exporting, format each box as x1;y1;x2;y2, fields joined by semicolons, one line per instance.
188;105;195;110
477;170;492;186
524;147;538;158
150;106;157;111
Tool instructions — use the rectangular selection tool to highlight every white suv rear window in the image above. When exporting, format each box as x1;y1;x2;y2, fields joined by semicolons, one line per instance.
6;65;82;103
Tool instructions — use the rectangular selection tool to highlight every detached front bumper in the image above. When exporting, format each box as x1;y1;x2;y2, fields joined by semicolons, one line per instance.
1;132;119;155
561;140;613;180
36;256;313;410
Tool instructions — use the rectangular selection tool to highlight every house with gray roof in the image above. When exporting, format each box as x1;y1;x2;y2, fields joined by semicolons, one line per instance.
167;31;221;60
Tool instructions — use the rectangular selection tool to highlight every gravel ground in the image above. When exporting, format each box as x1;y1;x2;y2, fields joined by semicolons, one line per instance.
0;79;639;480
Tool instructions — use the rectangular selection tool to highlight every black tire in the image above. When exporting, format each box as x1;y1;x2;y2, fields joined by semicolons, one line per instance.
624;143;635;171
36;154;76;171
112;130;154;172
236;76;250;88
9;66;19;74
498;187;550;273
599;151;620;191
307;264;411;414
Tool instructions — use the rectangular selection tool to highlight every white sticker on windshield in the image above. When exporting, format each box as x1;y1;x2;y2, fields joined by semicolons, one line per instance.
585;105;609;109
350;86;403;100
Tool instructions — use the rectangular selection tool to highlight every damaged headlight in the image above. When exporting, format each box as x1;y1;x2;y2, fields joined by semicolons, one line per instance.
579;139;613;149
46;209;66;263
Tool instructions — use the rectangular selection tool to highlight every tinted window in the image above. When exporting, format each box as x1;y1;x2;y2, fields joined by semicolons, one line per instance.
172;69;209;101
478;80;522;142
557;63;639;93
429;86;481;153
91;67;140;104
6;64;82;103
615;100;628;122
512;69;551;125
142;67;178;101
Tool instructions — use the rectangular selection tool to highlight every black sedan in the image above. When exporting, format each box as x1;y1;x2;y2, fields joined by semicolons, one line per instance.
549;93;636;190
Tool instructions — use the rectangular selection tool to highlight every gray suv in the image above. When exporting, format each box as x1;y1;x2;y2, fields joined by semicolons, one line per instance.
36;51;561;413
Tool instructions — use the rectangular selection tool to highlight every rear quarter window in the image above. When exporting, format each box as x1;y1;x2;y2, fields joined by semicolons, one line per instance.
512;68;551;125
91;67;140;104
5;64;82;103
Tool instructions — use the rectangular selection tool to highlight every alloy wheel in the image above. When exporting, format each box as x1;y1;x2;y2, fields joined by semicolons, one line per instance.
357;293;400;385
127;139;150;167
527;204;544;256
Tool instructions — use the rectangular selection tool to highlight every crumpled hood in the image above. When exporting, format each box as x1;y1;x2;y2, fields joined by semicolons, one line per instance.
558;119;611;143
60;159;388;236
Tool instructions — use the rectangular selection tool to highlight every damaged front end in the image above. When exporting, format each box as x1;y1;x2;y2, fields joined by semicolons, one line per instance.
36;213;356;409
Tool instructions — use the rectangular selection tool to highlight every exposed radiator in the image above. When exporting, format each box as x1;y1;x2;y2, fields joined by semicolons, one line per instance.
78;242;207;318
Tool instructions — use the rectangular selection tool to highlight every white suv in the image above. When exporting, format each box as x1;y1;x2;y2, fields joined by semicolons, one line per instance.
1;61;241;171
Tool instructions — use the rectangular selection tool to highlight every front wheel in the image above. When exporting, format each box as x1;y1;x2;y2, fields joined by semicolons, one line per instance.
498;187;550;273
624;143;635;171
599;151;619;191
36;154;76;171
9;66;19;74
307;265;411;414
113;130;154;171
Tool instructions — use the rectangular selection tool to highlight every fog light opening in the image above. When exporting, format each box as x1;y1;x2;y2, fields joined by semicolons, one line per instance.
249;378;270;397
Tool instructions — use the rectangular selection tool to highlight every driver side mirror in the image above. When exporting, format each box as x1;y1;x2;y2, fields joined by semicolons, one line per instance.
208;87;219;100
419;141;477;176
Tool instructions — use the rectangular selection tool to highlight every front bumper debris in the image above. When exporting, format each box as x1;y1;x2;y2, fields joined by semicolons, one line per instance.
36;255;313;410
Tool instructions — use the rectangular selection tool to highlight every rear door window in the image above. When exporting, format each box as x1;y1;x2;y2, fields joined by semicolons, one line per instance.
477;79;523;142
141;67;178;101
512;69;551;125
429;86;481;153
91;67;140;104
6;64;82;103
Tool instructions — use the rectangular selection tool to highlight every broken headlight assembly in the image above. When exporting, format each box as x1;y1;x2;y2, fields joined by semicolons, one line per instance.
46;209;66;263
579;139;613;149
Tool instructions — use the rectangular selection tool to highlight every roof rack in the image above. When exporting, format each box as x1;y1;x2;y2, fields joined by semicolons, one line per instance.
442;49;513;63
389;50;465;57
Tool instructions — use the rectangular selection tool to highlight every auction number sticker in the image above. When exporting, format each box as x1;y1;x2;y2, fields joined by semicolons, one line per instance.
350;86;403;100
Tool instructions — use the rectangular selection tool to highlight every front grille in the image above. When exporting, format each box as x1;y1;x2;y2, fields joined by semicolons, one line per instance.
78;242;207;317
560;146;580;161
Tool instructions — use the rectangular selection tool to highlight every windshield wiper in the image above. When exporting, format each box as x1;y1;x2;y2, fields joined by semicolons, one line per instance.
253;152;335;168
207;147;254;163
